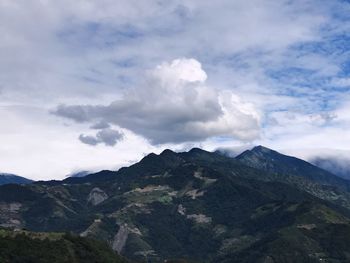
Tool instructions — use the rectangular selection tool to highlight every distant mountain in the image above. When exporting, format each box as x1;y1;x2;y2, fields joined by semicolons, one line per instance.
235;146;350;210
236;145;349;188
214;145;253;158
68;171;91;178
0;173;33;185
236;146;347;186
311;156;350;180
1;147;350;262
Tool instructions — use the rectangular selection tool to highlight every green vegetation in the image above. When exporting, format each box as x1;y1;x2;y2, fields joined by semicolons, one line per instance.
1;147;350;262
0;229;127;263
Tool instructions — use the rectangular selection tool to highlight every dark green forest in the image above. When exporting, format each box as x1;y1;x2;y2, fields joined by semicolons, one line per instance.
0;230;127;263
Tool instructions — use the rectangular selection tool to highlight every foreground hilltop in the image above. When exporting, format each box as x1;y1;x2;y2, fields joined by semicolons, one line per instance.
1;146;350;262
0;228;127;263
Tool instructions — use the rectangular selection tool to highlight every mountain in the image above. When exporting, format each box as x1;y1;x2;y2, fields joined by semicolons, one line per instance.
0;228;127;263
1;147;350;262
236;146;350;210
236;146;349;187
67;171;91;178
0;173;33;185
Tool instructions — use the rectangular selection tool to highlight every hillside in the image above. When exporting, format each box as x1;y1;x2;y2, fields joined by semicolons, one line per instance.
311;156;350;180
0;147;350;262
236;146;349;188
236;146;350;210
0;174;33;185
0;228;127;263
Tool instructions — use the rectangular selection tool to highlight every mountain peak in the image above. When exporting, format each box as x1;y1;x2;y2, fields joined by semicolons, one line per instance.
68;171;90;178
188;147;210;154
159;149;183;163
143;152;158;159
237;145;348;188
0;173;33;185
160;149;176;156
235;145;275;160
0;173;17;177
251;145;275;153
2;146;350;262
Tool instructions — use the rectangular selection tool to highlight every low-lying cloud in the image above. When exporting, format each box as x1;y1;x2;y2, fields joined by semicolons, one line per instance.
311;155;350;180
54;58;260;145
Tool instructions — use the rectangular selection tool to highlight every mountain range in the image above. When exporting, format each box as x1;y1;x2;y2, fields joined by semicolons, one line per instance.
0;173;33;185
1;146;350;262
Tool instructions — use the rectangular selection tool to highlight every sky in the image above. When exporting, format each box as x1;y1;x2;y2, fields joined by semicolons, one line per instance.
1;0;350;180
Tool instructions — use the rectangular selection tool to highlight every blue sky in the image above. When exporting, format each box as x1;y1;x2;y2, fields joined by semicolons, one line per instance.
1;0;350;179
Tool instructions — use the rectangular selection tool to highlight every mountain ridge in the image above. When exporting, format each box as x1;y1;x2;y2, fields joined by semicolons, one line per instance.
1;146;350;262
0;173;33;185
236;145;350;188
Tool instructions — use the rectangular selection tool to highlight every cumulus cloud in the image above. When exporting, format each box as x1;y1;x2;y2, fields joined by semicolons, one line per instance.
79;134;99;146
90;121;111;130
54;58;260;144
79;128;124;146
2;0;350;179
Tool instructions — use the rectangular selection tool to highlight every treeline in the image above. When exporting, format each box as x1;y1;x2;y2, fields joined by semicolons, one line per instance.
0;231;128;263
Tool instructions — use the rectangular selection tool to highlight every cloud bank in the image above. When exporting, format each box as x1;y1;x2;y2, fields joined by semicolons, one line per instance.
1;0;350;179
310;155;350;180
54;58;260;144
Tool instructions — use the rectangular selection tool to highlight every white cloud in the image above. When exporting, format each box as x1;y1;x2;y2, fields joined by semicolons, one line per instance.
309;151;350;179
153;58;207;83
1;0;350;179
256;101;350;162
0;0;332;104
0;105;154;180
331;78;350;88
55;58;261;144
